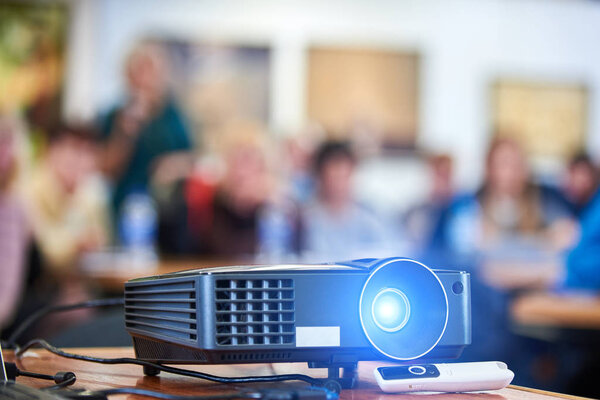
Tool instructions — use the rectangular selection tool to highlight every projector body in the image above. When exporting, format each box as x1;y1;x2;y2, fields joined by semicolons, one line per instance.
124;258;470;370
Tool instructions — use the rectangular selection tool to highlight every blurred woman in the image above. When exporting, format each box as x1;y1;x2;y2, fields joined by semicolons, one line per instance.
447;138;575;256
0;114;29;330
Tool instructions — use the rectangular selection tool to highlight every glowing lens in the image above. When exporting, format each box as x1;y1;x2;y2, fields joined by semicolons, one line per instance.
372;288;411;332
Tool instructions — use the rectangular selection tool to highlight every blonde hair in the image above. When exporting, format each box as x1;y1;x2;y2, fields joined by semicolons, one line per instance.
123;39;169;87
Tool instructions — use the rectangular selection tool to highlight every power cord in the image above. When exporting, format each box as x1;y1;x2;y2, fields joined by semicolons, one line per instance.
53;387;336;400
4;361;76;389
16;339;322;386
4;297;125;348
96;387;336;400
4;298;337;398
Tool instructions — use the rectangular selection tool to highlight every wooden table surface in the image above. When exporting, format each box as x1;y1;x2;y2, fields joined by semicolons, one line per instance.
3;347;590;400
511;292;600;330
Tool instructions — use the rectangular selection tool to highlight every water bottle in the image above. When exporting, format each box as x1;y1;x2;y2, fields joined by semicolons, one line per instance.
258;205;294;263
118;190;158;270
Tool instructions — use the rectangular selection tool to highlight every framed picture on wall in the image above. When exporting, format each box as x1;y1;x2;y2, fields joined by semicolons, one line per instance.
161;40;271;153
491;80;588;161
307;47;419;149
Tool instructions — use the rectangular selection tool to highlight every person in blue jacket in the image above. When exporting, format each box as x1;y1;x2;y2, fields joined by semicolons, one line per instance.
565;188;600;290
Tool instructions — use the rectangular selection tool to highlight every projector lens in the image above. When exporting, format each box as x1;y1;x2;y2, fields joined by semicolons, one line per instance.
360;258;449;360
372;288;411;332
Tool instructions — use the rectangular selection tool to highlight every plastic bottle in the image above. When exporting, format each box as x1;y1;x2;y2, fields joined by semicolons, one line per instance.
118;190;158;270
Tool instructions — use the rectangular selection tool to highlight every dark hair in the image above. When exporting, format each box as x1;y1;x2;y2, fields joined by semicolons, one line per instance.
568;151;595;169
312;140;355;175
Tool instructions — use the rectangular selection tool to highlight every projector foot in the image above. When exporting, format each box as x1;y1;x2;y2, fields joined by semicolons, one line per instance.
143;364;161;376
308;362;357;390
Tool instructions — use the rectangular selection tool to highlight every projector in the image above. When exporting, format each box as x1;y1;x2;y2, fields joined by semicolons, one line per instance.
124;257;470;385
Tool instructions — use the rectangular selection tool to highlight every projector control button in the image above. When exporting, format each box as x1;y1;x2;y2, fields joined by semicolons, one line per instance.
408;366;427;375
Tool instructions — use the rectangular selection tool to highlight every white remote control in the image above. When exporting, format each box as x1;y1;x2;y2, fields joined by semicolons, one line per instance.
374;361;514;393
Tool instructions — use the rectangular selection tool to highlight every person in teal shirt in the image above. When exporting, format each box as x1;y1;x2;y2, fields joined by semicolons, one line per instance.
565;188;600;290
100;41;193;227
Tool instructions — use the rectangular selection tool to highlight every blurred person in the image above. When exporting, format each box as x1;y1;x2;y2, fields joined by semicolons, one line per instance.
564;159;600;290
282;135;317;205
99;40;193;239
28;123;110;273
446;138;576;257
562;152;599;217
300;140;390;261
182;120;299;258
403;153;454;253
0;114;30;330
207;121;299;257
21;123;110;339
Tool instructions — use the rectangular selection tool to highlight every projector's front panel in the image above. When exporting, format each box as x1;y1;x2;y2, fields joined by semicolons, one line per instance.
202;271;374;351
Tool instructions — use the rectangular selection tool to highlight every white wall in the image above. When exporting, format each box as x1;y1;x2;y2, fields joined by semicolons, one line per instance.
65;0;600;189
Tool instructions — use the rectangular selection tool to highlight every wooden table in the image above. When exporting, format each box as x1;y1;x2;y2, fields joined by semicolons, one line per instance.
512;292;600;330
3;348;589;400
510;291;600;345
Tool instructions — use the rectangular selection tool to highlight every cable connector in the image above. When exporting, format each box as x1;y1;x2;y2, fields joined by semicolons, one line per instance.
257;387;339;400
53;371;76;385
5;362;76;388
5;362;19;380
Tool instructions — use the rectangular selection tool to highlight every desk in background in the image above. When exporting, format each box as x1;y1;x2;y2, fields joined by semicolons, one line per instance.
511;292;600;330
510;291;600;344
4;347;591;400
83;258;240;292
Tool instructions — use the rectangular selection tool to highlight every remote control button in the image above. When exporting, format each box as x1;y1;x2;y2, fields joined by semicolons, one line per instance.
452;281;464;294
408;366;427;375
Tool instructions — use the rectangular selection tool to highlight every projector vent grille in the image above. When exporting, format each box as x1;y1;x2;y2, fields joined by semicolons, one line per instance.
125;280;197;342
215;279;295;346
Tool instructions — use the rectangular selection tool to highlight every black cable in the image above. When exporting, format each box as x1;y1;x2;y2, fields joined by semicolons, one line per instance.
5;298;125;348
5;361;76;389
13;368;55;381
16;339;322;386
95;388;259;400
55;387;336;400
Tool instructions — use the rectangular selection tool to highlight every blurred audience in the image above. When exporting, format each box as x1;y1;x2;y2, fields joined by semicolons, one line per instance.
446;138;576;256
99;41;193;241
300;140;390;261
562;152;599;218
0;114;30;330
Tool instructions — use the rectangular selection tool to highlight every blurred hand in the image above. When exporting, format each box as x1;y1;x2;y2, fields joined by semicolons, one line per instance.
547;218;579;252
151;152;194;186
77;229;103;254
116;96;153;138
